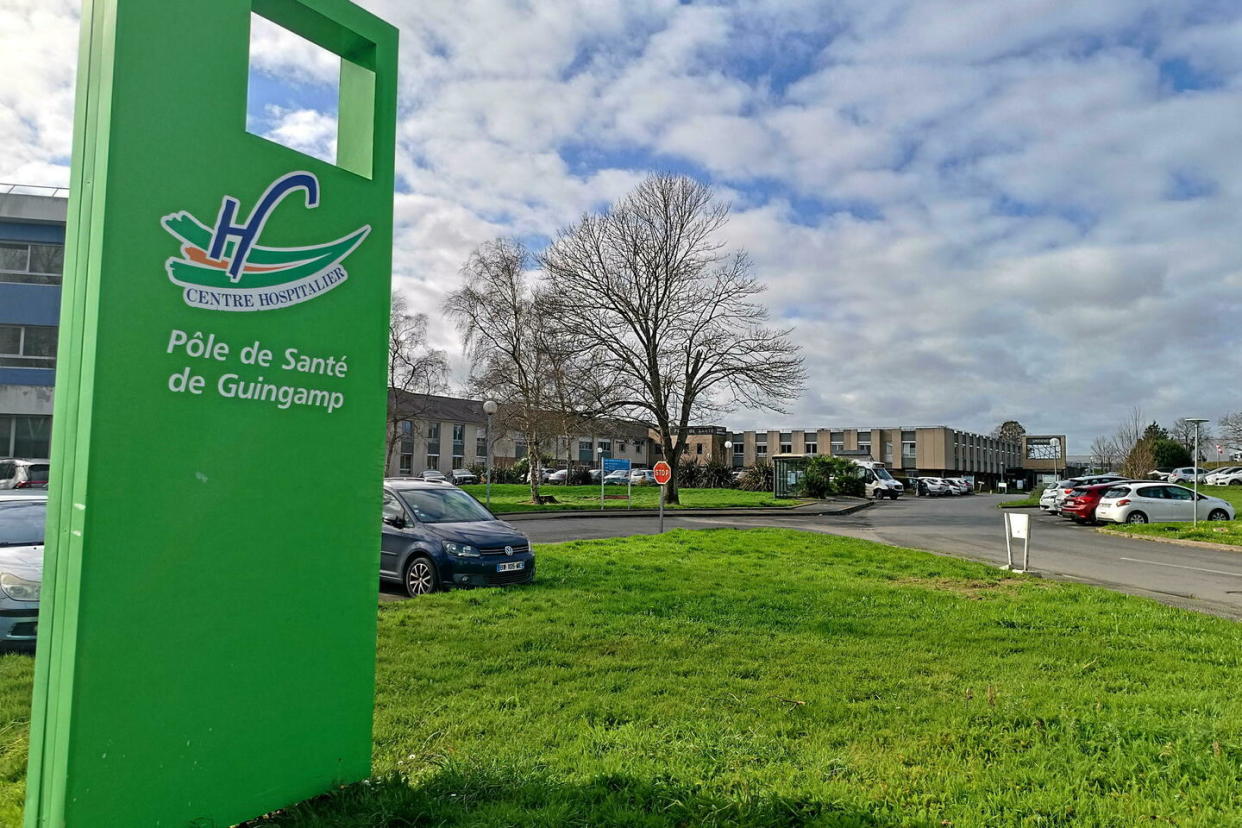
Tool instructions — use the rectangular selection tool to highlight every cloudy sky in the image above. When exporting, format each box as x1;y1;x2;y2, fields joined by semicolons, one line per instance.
3;0;1241;451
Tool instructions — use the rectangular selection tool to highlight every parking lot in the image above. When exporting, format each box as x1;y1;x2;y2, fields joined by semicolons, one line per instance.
511;493;1242;620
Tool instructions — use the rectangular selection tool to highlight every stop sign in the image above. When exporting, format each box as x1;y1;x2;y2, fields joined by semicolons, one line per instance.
653;460;672;485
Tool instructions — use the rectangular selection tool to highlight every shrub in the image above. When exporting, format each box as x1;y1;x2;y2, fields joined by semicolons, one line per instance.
700;459;736;489
568;466;593;485
799;456;865;498
737;460;774;492
676;458;705;488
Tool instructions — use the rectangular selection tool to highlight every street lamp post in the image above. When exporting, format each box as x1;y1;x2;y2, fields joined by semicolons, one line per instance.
482;399;498;508
1186;417;1209;528
598;445;606;510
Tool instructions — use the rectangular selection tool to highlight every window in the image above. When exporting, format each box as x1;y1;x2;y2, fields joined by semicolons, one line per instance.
756;443;768;456
398;453;412;475
696;443;703;455
884;442;893;463
0;325;57;369
0;242;64;285
598;440;612;457
452;423;465;442
902;441;916;459
578;440;592;462
451;456;464;470
780;442;792;454
476;435;488;457
426;454;440;471
805;442;818;454
451;423;465;465
858;442;871;455
831;442;843;454
426;422;440;440
0;414;52;458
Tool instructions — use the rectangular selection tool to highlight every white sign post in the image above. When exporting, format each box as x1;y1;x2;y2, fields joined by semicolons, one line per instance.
1003;512;1031;573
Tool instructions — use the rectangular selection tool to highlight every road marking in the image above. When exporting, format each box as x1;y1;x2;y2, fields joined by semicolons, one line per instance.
1118;557;1242;578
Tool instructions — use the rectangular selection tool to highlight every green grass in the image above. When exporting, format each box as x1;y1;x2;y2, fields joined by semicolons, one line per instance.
461;483;803;513
996;491;1043;508
6;529;1242;826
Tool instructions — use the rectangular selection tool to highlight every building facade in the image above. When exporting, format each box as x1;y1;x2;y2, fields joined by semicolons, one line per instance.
0;189;67;460
385;392;656;477
723;426;1063;485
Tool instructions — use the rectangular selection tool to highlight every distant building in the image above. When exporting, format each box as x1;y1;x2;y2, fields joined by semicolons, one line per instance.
718;426;1067;486
0;187;67;459
385;391;656;476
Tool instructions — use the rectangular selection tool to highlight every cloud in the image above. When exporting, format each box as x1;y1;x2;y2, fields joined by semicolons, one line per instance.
2;0;1240;452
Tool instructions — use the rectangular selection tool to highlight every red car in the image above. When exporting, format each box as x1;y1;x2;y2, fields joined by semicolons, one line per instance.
1061;481;1131;524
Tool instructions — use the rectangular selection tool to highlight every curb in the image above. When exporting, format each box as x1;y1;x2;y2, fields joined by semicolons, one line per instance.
495;499;874;522
1096;527;1242;554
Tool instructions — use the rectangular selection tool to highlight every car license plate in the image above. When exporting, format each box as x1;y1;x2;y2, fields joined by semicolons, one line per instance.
497;561;525;572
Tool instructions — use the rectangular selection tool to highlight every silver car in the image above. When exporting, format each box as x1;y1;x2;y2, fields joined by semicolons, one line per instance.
0;494;45;649
1167;467;1208;485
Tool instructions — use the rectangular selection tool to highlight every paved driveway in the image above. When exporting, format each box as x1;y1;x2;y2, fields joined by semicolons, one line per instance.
515;494;1242;620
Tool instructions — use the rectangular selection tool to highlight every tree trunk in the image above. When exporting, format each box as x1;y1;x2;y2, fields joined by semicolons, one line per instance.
664;441;684;505
528;440;542;504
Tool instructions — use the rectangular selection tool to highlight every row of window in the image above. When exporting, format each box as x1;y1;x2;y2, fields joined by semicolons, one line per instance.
0;242;63;285
0;325;57;369
0;414;51;459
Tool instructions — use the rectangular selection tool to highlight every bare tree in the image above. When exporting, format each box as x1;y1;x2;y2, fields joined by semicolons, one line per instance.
541;174;805;504
444;239;591;504
991;420;1026;444
1169;417;1213;458
1219;412;1242;456
1090;435;1121;472
386;294;449;471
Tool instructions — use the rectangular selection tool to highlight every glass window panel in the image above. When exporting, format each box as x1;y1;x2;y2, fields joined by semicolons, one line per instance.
0;243;28;271
13;416;51;458
22;326;57;358
0;326;20;354
27;244;64;275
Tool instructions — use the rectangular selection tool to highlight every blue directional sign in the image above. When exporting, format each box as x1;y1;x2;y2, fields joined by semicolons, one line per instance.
603;458;632;473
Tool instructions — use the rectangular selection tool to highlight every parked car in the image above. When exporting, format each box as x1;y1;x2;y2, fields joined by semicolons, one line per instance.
380;479;535;597
943;478;973;495
547;469;570;484
629;469;656;486
0;494;45;648
1205;467;1242;485
0;459;49;490
420;469;448;483
1167;467;1208;485
1095;482;1235;525
1048;474;1129;513
1211;468;1242;486
589;468;602;483
1060;481;1135;524
450;469;478;485
918;477;951;496
855;461;903;499
524;467;556;484
1146;468;1173;481
603;469;631;485
1039;482;1063;512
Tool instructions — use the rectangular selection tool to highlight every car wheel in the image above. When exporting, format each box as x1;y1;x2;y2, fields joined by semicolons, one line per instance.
1208;509;1229;521
403;555;439;597
1125;511;1148;524
1231;480;1242;486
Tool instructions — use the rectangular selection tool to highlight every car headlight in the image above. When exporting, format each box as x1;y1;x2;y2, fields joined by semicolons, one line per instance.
443;542;479;558
0;573;40;602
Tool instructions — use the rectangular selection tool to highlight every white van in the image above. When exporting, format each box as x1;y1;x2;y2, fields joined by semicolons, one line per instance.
0;460;50;490
853;460;903;500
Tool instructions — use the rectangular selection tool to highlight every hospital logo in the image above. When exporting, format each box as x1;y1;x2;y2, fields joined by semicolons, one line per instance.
162;171;370;312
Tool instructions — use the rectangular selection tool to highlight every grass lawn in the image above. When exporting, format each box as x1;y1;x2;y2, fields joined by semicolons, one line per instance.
461;483;802;513
5;529;1242;826
997;490;1043;508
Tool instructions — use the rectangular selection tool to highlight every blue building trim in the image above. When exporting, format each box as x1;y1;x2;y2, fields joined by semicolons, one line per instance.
0;283;61;326
0;221;65;244
0;367;55;387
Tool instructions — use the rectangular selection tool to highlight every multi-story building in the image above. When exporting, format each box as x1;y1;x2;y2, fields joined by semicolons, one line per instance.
723;426;1065;486
385;392;656;477
0;187;67;460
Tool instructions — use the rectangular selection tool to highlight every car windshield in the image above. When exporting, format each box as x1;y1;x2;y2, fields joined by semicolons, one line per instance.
874;467;894;480
0;500;47;546
397;488;494;524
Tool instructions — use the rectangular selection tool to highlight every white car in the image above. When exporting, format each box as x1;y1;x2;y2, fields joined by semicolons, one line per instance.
1167;466;1208;485
1205;467;1242;486
943;477;972;495
918;477;951;496
450;469;478;485
1095;482;1235;525
1046;475;1129;513
419;470;448;483
603;469;631;485
0;494;45;648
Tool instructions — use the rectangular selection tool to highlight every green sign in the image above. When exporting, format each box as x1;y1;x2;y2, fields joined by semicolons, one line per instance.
25;1;397;825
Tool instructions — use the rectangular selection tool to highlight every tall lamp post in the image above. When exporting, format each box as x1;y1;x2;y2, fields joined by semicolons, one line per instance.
598;445;606;510
723;440;732;475
1186;417;1209;528
482;399;498;508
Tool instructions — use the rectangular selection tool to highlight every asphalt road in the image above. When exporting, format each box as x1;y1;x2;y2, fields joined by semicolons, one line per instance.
516;494;1242;620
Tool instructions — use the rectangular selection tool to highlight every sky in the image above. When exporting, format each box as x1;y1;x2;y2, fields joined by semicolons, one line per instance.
2;0;1241;453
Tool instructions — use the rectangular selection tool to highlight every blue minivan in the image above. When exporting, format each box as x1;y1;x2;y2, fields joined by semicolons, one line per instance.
381;479;535;597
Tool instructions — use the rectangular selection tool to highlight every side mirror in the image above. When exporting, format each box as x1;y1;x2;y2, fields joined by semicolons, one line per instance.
383;513;406;529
